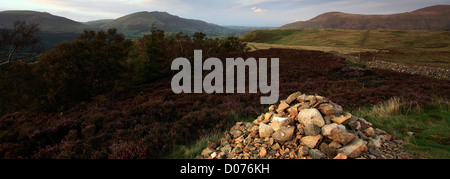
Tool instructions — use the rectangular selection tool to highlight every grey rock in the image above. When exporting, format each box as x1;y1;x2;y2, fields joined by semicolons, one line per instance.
305;124;321;136
330;102;343;114
231;147;242;154
367;138;382;149
221;144;231;154
309;149;326;159
321;123;345;136
298;146;309;156
369;148;382;157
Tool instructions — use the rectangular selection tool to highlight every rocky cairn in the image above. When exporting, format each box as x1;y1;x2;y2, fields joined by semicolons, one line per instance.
200;92;408;159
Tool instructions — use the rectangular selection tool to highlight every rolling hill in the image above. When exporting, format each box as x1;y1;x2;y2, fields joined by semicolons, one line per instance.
0;10;259;49
281;5;450;30
0;10;93;33
241;28;450;68
0;10;96;49
97;11;231;37
83;19;115;28
241;29;450;50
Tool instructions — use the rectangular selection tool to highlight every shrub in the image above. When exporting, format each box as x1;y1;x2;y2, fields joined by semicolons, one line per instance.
0;48;449;159
37;29;132;111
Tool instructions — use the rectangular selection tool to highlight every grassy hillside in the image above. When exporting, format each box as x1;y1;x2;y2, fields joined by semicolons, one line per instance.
351;97;450;159
242;29;450;50
280;5;450;30
0;10;93;33
0;11;96;49
242;29;450;68
84;19;114;28
101;11;231;38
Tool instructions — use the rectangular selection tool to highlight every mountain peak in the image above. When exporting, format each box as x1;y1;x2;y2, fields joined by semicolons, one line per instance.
101;11;227;37
412;5;450;13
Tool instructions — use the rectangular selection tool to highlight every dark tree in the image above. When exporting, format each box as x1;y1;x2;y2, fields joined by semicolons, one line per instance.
0;20;40;66
221;36;250;53
38;29;132;111
193;32;206;45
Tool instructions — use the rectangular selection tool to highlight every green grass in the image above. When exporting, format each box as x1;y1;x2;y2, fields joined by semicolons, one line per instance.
247;42;378;54
241;29;450;50
351;97;450;159
242;29;450;68
170;96;450;159
167;132;224;159
241;29;297;44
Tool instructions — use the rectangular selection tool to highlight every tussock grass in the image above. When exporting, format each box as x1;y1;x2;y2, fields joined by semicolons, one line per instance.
364;97;415;118
352;97;450;159
167;130;223;159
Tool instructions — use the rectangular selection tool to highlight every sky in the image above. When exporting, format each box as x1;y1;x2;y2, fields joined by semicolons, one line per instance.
1;0;450;27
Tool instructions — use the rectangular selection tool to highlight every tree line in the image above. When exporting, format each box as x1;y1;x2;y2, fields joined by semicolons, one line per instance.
0;21;250;115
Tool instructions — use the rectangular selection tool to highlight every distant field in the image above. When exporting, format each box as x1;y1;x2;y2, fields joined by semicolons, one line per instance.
242;29;450;68
247;42;378;54
242;29;450;50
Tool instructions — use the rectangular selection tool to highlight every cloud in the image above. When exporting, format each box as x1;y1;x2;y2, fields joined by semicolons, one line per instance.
251;7;268;13
233;0;282;9
24;0;147;21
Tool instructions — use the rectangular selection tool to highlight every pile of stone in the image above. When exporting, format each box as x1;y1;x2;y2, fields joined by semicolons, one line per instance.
199;91;409;159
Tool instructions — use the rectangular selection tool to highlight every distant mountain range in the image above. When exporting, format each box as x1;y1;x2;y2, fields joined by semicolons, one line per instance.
281;5;450;30
0;11;217;50
88;11;232;38
0;10;236;36
0;10;93;32
1;5;449;49
0;10;269;48
0;10;96;49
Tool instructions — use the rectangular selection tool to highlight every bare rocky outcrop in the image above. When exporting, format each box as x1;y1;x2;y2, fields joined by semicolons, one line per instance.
199;91;410;159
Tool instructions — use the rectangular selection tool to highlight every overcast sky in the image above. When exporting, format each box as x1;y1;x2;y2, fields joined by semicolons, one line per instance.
1;0;449;27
